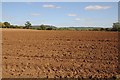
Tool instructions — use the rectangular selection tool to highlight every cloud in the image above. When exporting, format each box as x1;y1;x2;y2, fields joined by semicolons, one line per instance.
43;4;55;8
68;14;77;17
75;18;80;21
56;6;61;8
31;13;40;16
2;15;14;20
26;2;32;5
42;4;61;9
85;5;111;10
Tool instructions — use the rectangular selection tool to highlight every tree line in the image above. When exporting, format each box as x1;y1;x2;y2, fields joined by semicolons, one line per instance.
0;21;120;31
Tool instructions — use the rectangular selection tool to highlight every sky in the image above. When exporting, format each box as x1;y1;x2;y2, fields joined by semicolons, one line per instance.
0;2;2;22
2;2;119;27
1;0;120;2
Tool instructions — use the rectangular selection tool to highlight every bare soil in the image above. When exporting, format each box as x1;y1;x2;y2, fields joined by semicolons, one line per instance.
2;29;120;78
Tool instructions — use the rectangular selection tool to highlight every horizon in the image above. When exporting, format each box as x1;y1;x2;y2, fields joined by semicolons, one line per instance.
2;2;118;28
1;23;113;28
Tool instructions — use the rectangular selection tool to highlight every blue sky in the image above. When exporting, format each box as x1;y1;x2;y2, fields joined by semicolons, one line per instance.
0;2;2;22
2;2;118;27
1;0;120;2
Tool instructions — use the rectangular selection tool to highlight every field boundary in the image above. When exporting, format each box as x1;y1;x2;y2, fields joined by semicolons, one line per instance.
0;28;2;79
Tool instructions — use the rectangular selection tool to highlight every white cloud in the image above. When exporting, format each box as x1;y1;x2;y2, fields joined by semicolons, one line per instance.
42;4;61;9
56;6;61;8
75;18;80;21
85;5;111;10
26;2;32;5
43;4;55;8
2;15;14;20
31;13;40;16
68;14;77;17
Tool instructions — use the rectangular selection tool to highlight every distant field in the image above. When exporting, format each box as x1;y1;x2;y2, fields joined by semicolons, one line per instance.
2;29;120;78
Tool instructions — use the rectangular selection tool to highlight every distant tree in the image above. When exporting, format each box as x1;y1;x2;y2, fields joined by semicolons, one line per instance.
0;22;2;28
3;22;11;28
10;25;15;28
100;28;104;31
112;22;120;31
75;28;79;31
46;27;53;30
25;21;32;29
105;28;111;31
0;22;5;28
92;28;100;31
39;24;46;30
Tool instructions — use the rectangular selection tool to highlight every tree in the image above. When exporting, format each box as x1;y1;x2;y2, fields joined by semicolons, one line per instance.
25;21;32;29
105;28;111;31
112;22;120;31
0;22;5;28
39;24;46;30
100;28;104;31
3;22;11;28
92;28;100;31
46;27;53;30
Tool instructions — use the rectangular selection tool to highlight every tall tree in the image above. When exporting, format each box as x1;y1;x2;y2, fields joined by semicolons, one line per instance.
25;21;32;29
3;22;10;28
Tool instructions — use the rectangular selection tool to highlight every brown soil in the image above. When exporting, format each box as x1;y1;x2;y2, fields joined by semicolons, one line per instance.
2;29;120;78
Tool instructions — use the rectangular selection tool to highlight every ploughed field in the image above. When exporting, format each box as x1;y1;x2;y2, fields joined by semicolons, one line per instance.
2;29;119;78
